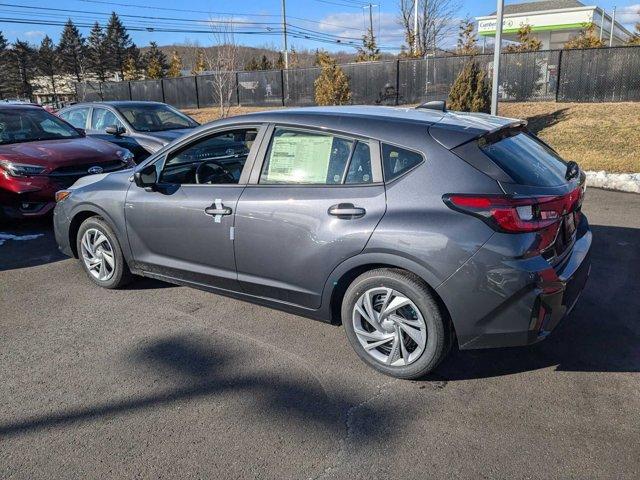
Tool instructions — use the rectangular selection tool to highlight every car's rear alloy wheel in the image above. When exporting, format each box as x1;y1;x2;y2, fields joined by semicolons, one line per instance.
77;216;132;289
81;228;116;281
342;268;450;379
353;287;427;367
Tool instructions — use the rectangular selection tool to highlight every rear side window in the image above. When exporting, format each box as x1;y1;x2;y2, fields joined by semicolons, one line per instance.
60;108;89;129
260;128;373;185
381;144;422;181
479;131;567;187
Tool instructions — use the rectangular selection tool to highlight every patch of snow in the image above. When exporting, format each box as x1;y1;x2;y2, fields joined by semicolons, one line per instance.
0;233;43;246
585;171;640;194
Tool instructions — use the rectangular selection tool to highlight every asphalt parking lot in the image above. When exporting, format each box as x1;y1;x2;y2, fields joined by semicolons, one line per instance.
1;187;639;479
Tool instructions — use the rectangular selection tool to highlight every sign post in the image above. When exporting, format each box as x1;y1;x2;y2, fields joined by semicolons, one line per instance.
491;0;504;116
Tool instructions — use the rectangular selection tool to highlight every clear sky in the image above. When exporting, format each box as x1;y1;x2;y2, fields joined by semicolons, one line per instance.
2;0;639;52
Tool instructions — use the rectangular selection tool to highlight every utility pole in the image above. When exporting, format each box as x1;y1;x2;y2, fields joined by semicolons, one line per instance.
281;0;288;69
609;6;616;47
363;4;378;43
413;0;419;55
491;0;504;116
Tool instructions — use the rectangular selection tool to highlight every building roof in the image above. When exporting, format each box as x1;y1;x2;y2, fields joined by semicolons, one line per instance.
491;0;585;16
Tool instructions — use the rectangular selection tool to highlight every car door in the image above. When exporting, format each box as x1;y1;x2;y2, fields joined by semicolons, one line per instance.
125;125;266;291
234;125;387;309
88;106;148;160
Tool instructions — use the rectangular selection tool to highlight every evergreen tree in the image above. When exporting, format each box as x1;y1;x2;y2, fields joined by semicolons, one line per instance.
456;18;478;55
355;28;381;62
0;31;10;98
448;60;491;113
57;19;86;82
36;36;61;102
191;49;207;75
275;51;285;69
244;57;260;71
123;53;142;80
143;42;168;79
288;48;299;68
259;54;272;70
105;12;134;79
564;24;604;49
87;22;109;82
505;25;542;52
314;50;351;106
167;49;183;77
9;40;36;99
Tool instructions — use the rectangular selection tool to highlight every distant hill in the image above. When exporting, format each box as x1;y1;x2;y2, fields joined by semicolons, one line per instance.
139;44;396;72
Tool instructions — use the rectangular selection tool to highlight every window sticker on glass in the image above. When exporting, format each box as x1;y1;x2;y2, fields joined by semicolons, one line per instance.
266;131;334;183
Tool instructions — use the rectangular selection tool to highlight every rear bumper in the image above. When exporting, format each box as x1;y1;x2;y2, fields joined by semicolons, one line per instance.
437;215;592;350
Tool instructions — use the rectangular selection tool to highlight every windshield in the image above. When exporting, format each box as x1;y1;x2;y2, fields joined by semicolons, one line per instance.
0;108;81;145
116;104;198;132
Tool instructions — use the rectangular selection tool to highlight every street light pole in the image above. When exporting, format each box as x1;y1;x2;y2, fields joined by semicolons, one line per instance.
491;0;504;116
609;6;616;47
281;0;288;69
413;0;419;55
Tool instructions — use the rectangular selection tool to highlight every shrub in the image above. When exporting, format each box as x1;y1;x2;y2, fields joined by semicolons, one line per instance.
448;60;491;113
314;50;351;106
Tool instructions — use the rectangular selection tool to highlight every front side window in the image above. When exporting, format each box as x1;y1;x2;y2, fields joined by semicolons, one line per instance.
381;143;423;181
160;128;258;185
91;108;125;132
0;108;81;145
116;104;198;132
59;107;89;129
259;128;373;185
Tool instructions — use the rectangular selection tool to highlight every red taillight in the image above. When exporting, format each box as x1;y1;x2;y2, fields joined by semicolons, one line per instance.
443;187;583;234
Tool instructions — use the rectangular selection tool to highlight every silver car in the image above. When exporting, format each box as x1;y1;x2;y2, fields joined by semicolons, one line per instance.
53;105;591;379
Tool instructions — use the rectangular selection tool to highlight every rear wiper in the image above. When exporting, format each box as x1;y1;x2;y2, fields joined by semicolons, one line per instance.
565;161;580;180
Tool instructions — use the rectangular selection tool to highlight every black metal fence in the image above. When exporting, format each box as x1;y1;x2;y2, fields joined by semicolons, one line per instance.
76;46;640;107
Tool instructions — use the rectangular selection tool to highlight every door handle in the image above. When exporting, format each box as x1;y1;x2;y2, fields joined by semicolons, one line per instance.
328;203;366;219
204;199;232;218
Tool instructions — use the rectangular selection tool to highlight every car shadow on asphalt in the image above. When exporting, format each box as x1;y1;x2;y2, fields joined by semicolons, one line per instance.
0;335;417;440
434;224;640;380
0;217;67;271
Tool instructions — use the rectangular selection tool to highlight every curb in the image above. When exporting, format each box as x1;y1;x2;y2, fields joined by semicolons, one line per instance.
585;171;640;194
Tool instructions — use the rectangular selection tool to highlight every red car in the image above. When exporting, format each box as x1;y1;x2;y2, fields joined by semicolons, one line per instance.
0;104;135;219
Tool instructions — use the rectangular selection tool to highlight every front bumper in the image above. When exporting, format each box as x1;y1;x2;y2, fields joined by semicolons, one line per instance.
53;202;74;257
437;215;592;350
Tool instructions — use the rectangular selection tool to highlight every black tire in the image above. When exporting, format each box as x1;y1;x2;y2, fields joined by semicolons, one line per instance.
342;268;450;380
76;216;133;289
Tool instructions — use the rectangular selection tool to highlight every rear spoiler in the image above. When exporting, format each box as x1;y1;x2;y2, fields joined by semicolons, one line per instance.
429;116;527;150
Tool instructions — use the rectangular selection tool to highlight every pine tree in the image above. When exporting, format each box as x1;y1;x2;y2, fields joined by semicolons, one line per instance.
314;50;351;106
505;25;542;52
57;19;86;82
0;31;9;98
10;40;36;99
288;48;299;68
355;28;381;62
244;57;260;71
564;24;604;49
36;36;61;103
456;18;478;55
123;53;142;80
87;22;109;82
191;49;207;75
259;54;272;70
105;12;134;79
275;51;285;69
448;60;491;113
143;42;168;79
167;49;183;77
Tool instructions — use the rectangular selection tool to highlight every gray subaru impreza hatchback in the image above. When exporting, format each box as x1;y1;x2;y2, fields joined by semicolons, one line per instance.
54;105;591;379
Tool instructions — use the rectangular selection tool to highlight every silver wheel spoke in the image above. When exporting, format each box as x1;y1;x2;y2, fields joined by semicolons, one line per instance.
81;228;116;282
352;286;427;367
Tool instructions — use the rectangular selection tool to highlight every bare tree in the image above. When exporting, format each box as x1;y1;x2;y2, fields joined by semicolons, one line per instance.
207;22;240;118
398;0;461;56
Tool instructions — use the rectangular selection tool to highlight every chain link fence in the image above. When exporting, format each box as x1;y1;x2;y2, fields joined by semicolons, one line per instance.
76;46;640;107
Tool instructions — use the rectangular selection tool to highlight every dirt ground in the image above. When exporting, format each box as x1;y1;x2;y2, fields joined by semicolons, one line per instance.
183;102;640;173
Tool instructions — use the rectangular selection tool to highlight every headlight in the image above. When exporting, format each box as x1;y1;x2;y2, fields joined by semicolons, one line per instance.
0;160;46;177
116;149;136;166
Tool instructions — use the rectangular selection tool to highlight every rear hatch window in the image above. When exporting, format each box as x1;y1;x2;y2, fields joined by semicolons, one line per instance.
479;129;568;187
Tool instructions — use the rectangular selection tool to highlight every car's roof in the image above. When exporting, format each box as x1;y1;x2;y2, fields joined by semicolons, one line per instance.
68;101;167;109
0;103;43;110
216;105;523;149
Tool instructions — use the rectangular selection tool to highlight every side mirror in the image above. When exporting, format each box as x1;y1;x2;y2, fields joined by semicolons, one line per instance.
134;163;158;190
75;127;86;136
105;125;125;136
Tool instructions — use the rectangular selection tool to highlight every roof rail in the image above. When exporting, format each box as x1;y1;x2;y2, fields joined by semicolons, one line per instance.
416;101;446;112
